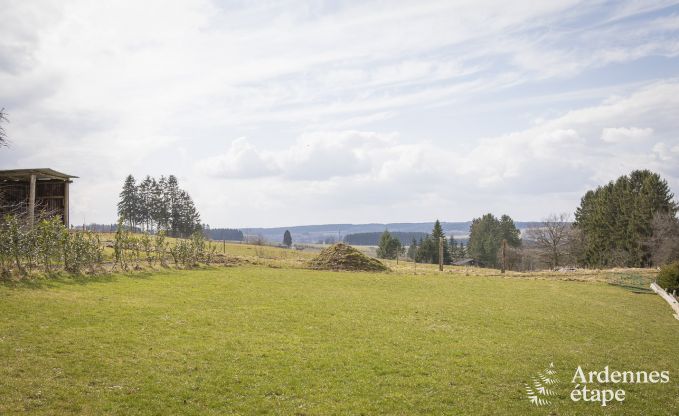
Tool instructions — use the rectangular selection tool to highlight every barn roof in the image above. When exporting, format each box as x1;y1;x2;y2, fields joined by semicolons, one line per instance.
0;168;78;181
452;258;478;266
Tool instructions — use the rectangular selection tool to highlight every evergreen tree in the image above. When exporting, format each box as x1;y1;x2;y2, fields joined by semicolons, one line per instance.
432;220;444;239
499;215;521;246
167;175;181;237
416;235;437;263
176;190;201;237
574;170;677;267
377;230;402;259
283;230;292;247
117;175;138;229
467;213;521;268
116;173;202;238
138;175;153;231
430;219;452;264
154;176;170;231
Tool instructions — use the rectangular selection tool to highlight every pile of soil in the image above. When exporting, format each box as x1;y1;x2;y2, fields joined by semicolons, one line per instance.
308;243;388;272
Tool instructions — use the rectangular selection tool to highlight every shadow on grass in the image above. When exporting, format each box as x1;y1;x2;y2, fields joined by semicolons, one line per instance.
0;265;225;290
608;272;656;294
1;272;119;289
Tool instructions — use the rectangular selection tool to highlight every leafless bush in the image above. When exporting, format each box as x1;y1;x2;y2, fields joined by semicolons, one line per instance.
0;214;102;278
526;213;573;269
647;212;679;266
245;234;266;246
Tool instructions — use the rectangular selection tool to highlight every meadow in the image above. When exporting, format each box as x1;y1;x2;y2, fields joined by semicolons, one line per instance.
1;243;678;415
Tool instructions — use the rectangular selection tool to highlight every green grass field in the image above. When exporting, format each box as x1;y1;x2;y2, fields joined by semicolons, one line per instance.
2;262;679;415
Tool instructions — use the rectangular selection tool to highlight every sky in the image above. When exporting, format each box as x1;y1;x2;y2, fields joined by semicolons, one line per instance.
1;0;679;228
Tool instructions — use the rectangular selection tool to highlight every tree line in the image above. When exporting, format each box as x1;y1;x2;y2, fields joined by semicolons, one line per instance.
526;170;677;269
376;170;678;270
573;169;677;268
117;174;202;238
204;228;245;242
345;231;428;246
377;220;472;265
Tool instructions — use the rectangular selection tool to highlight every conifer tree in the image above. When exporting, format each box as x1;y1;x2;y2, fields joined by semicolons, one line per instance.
377;230;401;259
468;213;521;268
574;170;677;267
167;175;181;236
416;235;437;263
117;175;138;229
137;176;153;231
116;174;202;237
430;219;452;264
283;230;292;247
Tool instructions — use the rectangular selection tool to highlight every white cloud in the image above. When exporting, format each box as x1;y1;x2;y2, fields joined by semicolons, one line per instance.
2;1;679;226
200;131;401;181
198;79;679;216
601;127;653;143
200;137;279;179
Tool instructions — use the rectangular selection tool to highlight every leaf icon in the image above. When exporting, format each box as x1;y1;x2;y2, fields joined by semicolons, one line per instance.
525;363;559;406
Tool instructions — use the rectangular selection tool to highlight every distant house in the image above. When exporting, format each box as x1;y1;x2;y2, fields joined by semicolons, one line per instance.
452;258;481;267
0;168;77;226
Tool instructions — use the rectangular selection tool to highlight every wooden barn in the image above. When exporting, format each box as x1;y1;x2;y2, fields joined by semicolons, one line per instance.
0;168;77;226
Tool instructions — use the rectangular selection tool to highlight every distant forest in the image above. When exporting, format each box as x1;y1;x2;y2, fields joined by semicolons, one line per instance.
344;231;429;246
205;228;244;241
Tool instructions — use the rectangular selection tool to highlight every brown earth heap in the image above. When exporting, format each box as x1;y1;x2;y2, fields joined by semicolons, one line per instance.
308;243;388;272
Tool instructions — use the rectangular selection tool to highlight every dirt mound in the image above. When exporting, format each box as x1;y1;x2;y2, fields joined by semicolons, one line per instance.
308;243;388;272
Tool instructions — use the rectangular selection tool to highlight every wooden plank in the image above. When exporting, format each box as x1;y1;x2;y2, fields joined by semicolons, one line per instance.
650;283;679;320
64;181;69;227
28;174;36;226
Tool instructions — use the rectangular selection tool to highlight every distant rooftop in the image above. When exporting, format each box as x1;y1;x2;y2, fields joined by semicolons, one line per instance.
0;168;78;181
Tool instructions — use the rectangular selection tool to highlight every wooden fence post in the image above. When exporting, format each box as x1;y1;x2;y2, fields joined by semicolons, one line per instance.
439;237;444;272
501;239;507;274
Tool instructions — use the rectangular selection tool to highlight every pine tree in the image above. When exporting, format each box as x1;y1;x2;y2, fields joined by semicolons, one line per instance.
154;176;170;231
283;230;292;247
430;219;452;264
377;230;401;259
499;215;521;246
167;175;181;237
176;190;201;237
138;176;153;231
117;173;202;238
117;175;138;229
416;235;436;263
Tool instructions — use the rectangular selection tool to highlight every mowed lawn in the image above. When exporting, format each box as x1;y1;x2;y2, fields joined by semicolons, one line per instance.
2;267;679;415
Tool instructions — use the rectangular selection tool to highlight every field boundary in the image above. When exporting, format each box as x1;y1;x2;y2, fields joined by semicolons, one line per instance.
650;283;679;321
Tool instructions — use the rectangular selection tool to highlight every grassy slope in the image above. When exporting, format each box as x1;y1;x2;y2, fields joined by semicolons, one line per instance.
1;266;679;415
